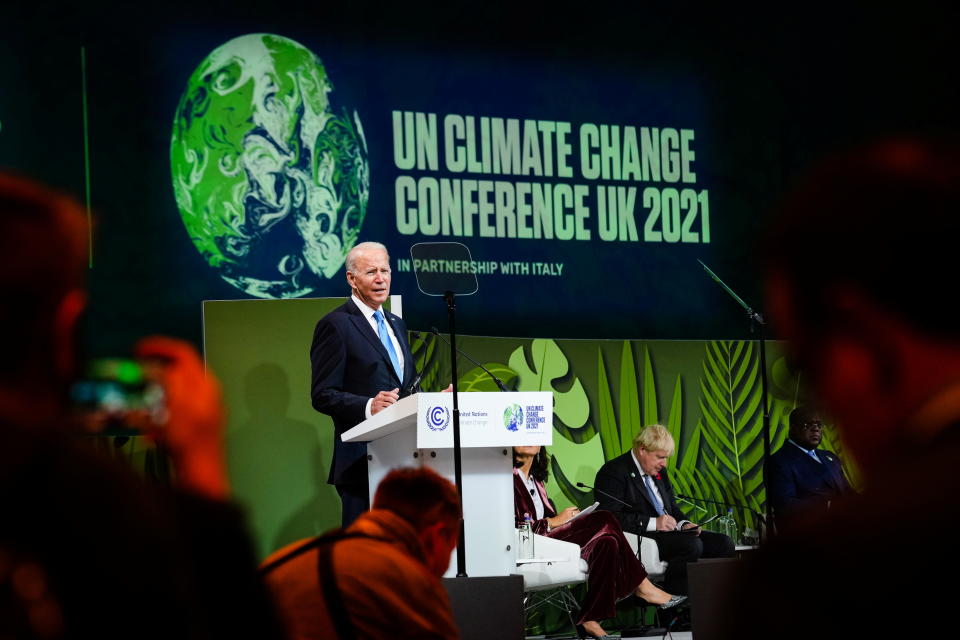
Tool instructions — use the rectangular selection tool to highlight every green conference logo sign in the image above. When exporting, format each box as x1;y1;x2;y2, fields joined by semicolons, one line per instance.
170;34;369;298
504;403;523;432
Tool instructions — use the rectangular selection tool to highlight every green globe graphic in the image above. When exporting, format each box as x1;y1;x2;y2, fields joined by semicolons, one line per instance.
170;34;368;297
504;404;523;432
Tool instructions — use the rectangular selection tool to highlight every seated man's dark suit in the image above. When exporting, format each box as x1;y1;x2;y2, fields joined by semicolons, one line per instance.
310;298;415;526
594;451;734;595
767;440;852;529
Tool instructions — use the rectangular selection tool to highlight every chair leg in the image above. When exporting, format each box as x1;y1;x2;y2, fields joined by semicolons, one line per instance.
561;586;583;639
523;586;584;639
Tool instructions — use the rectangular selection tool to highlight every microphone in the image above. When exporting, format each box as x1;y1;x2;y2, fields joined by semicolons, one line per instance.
399;332;424;398
675;496;709;513
576;482;642;512
400;369;423;398
677;493;766;534
676;494;762;519
429;327;509;391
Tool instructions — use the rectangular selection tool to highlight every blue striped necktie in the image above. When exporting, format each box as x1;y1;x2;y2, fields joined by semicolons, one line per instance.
643;474;666;515
373;310;402;381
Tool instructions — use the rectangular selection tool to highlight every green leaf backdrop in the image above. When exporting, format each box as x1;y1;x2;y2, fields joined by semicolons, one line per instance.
418;333;857;534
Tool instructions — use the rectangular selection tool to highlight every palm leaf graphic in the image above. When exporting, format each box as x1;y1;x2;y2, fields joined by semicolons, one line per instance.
678;418;702;474
550;455;594;509
665;374;683;467
596;348;622;461
669;466;726;522
457;363;517;392
508;339;589;432
698;340;765;504
619;342;642;454
510;339;592;506
592;343;688;463
642;347;658;427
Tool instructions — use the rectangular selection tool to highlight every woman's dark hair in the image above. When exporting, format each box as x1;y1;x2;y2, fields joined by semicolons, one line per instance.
513;447;550;482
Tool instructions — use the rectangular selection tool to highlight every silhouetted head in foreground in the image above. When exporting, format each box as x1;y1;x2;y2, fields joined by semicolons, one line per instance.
0;173;87;414
765;138;960;477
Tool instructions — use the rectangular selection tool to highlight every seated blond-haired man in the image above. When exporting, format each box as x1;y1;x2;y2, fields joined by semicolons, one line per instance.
594;424;734;596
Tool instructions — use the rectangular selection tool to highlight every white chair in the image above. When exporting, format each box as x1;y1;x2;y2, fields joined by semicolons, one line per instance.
623;531;668;582
515;531;588;632
515;530;669;635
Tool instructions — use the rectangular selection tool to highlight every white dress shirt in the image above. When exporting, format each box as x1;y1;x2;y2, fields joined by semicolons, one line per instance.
788;438;821;463
518;468;546;521
352;294;405;419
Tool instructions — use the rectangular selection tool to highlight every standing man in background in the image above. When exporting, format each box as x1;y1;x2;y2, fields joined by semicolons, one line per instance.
311;241;416;527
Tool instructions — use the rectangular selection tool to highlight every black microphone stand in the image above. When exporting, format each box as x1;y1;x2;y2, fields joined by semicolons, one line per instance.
444;291;467;577
410;241;478;579
698;260;773;542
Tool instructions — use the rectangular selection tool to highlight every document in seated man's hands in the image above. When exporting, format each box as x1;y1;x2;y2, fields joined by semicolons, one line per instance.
672;526;702;535
673;514;719;533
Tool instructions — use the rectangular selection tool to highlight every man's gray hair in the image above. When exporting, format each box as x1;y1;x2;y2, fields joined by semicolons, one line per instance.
345;241;389;274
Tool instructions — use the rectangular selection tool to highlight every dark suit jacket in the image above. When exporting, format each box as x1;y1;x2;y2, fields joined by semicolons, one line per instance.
310;298;415;486
594;450;689;535
767;441;852;526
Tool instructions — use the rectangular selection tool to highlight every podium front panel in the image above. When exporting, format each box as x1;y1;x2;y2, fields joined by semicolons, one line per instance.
417;392;553;448
366;428;419;502
424;446;516;578
361;391;550;577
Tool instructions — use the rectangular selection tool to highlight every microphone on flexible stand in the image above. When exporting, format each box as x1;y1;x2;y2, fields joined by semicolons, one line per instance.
399;331;426;398
675;496;709;513
400;369;424;398
677;493;766;542
576;482;642;512
676;494;763;521
430;326;509;391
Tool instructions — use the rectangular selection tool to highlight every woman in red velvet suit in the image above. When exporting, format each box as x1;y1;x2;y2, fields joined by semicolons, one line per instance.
514;446;685;639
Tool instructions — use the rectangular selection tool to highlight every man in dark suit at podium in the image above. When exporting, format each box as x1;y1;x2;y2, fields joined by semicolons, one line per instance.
767;406;853;530
311;241;416;527
594;424;734;595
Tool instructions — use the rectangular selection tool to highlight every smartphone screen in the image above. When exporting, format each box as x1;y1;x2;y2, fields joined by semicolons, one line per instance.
70;358;164;432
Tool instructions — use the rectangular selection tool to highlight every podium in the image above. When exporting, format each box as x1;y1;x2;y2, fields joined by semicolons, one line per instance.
342;391;552;578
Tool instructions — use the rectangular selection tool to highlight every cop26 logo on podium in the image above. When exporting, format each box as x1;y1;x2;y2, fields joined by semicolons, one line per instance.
427;405;450;432
504;404;523;432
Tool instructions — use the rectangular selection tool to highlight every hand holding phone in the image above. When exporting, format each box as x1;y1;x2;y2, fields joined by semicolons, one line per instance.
134;337;228;499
